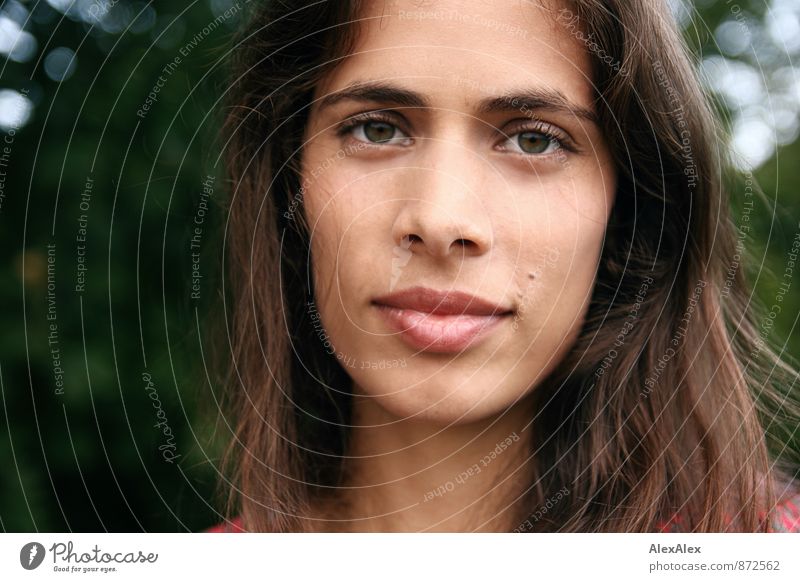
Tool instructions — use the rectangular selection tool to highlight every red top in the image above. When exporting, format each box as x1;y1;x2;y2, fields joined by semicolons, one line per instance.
205;516;246;533
657;491;800;533
767;492;800;532
205;492;800;532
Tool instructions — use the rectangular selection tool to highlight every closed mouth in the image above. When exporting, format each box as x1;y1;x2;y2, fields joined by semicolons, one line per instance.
372;286;513;352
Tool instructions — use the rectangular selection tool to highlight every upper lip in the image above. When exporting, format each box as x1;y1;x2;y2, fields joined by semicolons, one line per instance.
372;286;513;316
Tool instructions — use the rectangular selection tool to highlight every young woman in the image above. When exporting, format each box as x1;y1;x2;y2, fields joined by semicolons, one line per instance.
211;0;800;532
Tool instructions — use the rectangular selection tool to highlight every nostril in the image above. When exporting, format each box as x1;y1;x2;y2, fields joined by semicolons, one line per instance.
398;234;422;250
453;238;474;247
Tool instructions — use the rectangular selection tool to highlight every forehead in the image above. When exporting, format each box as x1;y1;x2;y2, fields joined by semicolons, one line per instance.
317;0;594;108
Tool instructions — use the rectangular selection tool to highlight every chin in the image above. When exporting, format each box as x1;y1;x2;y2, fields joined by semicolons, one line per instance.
353;368;536;425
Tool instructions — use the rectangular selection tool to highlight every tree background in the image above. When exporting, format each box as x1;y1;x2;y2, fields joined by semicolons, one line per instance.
0;0;798;531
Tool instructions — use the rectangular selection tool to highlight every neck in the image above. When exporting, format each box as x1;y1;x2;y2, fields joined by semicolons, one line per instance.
313;388;535;532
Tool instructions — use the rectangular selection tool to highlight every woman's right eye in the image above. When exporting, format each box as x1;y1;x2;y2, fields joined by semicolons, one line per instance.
340;117;413;146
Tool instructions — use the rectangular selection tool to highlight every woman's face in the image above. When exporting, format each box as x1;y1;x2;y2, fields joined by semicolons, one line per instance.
300;0;616;424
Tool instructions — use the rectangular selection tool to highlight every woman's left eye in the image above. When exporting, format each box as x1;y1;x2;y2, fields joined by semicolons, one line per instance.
501;130;561;155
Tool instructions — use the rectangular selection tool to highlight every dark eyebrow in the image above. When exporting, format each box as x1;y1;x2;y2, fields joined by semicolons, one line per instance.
316;80;599;125
318;81;429;110
479;90;599;125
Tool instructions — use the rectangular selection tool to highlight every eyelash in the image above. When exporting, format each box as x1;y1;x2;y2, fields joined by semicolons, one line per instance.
335;111;412;145
335;111;577;156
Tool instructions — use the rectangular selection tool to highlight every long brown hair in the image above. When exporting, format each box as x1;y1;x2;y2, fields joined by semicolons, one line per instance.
218;0;800;532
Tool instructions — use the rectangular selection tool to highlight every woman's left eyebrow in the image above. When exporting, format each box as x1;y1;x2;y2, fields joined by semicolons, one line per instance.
316;80;599;125
479;90;599;125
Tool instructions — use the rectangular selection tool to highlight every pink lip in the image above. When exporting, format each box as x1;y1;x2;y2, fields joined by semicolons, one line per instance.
372;286;513;353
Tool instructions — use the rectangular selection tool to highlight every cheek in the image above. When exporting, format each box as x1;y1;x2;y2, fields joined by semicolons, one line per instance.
509;172;613;328
536;161;615;257
303;172;395;326
302;169;356;280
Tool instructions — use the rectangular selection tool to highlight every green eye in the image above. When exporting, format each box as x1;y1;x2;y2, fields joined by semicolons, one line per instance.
517;131;553;154
339;115;413;147
362;121;397;143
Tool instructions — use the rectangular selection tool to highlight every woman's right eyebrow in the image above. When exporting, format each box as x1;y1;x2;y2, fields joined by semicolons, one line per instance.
317;80;428;110
315;80;598;125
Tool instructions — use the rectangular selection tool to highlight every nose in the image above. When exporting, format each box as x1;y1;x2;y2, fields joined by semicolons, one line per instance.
390;144;493;260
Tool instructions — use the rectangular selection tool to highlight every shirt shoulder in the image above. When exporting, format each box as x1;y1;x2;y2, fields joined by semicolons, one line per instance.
769;491;800;532
656;491;800;533
204;516;245;533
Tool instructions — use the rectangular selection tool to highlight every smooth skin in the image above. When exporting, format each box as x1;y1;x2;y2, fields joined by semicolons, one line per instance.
299;0;617;531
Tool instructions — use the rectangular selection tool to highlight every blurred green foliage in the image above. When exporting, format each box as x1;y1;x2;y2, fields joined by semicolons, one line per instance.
0;0;798;531
1;0;233;531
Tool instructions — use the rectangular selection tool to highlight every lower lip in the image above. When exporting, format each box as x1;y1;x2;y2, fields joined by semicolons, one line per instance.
374;305;509;353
